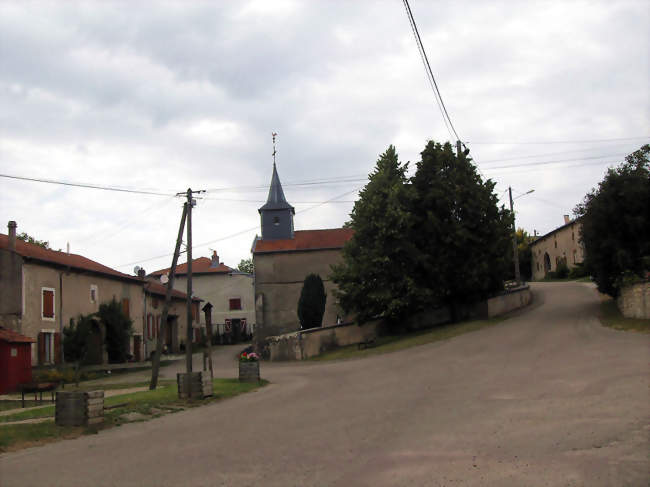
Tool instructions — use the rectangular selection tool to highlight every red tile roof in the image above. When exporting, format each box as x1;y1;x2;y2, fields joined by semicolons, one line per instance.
253;228;354;254
0;234;140;283
0;327;35;343
150;257;232;277
144;281;201;302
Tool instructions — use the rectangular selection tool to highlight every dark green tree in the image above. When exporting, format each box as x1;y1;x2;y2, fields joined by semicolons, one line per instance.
237;258;254;274
410;141;512;320
98;298;133;363
297;274;327;329
331;145;417;325
63;314;96;385
574;144;649;297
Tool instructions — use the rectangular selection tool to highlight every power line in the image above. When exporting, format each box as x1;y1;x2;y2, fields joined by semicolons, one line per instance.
480;153;627;170
0;173;177;197
465;136;649;145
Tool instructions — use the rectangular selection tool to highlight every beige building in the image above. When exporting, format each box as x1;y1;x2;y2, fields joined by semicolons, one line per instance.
149;251;255;340
530;216;585;280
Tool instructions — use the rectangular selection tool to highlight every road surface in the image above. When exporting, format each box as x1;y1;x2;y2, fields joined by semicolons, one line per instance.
1;282;648;486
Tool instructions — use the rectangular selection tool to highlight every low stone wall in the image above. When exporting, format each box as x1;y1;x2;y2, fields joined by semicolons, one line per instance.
267;319;383;361
617;281;650;319
483;285;531;318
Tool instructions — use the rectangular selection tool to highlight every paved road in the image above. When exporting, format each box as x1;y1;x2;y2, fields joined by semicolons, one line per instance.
1;282;648;486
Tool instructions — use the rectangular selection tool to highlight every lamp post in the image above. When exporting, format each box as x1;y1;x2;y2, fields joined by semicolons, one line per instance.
509;188;534;285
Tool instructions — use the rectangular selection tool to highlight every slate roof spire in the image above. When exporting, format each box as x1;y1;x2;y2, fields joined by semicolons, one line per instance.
259;162;294;211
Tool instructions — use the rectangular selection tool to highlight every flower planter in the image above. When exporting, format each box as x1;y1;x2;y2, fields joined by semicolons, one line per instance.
239;361;260;382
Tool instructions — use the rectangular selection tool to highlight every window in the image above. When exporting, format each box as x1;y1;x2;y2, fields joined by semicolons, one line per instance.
229;298;242;310
273;216;280;226
90;284;98;303
147;314;154;339
554;241;557;248
152;297;159;309
122;298;130;318
38;331;57;364
42;288;55;320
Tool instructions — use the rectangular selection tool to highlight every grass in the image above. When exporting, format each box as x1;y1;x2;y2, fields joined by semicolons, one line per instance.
0;378;267;452
310;316;507;362
0;400;43;412
599;299;650;332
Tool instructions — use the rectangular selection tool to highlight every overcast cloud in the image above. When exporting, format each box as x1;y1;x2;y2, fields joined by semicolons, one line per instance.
1;0;648;274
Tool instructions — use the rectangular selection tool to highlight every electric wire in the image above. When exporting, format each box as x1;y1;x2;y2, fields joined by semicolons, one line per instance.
465;136;649;145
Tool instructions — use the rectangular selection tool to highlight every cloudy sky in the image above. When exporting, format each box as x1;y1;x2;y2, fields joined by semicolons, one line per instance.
1;0;648;275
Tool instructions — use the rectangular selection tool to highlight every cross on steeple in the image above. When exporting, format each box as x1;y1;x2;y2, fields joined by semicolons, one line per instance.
272;132;278;166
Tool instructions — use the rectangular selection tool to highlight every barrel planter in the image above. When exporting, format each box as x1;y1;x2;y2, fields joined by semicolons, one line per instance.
55;390;104;426
238;361;260;382
177;372;212;399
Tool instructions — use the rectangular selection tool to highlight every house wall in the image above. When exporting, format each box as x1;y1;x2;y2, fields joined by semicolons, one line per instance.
21;262;144;365
142;294;189;358
0;249;23;332
617;281;650;319
253;249;346;350
172;273;255;335
530;221;584;280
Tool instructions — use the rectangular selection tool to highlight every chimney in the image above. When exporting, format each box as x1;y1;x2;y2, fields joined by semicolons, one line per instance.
211;250;219;268
137;268;146;278
8;221;17;251
66;242;70;255
563;215;570;224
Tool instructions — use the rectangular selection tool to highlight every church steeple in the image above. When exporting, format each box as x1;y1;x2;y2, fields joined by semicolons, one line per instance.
258;133;294;240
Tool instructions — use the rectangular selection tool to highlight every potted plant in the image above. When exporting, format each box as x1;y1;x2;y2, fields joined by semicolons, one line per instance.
238;351;260;382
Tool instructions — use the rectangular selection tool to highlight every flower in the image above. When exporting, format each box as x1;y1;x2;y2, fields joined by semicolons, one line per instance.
239;351;259;362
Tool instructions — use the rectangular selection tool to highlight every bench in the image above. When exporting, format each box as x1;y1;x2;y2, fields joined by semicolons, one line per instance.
357;338;377;350
18;382;59;408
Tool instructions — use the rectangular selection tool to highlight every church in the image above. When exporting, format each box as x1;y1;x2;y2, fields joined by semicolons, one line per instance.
252;162;353;352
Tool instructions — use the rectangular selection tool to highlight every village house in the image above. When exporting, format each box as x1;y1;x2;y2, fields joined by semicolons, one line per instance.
252;163;353;350
149;252;255;342
530;215;585;280
0;220;201;366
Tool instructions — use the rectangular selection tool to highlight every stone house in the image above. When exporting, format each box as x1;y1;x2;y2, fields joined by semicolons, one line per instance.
252;163;354;351
0;221;144;365
530;215;584;280
149;252;255;341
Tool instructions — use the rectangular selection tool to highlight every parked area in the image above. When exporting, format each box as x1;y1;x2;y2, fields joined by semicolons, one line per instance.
1;282;647;486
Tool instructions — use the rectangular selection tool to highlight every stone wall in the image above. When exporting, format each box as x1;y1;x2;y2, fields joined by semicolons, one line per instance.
267;319;383;361
530;221;584;280
617;281;650;319
484;285;532;318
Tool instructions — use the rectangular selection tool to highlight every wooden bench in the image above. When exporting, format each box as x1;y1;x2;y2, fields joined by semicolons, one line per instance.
18;382;59;408
357;338;377;350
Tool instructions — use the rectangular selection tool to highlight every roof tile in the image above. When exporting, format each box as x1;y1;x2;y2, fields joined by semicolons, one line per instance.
253;228;353;254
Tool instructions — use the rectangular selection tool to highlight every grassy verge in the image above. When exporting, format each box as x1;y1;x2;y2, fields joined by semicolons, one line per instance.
0;378;267;452
599;299;650;332
310;316;507;362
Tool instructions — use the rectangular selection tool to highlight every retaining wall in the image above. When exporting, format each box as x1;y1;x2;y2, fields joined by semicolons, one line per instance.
617;281;650;319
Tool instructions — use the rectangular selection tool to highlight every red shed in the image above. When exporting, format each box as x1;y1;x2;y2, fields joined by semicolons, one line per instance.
0;327;35;394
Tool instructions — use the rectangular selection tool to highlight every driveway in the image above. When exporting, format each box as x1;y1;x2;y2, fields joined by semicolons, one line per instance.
1;282;647;486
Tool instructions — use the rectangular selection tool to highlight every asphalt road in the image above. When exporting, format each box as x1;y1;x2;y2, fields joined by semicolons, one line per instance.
1;282;648;486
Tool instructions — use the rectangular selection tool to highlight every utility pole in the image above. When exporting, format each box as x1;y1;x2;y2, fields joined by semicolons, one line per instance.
185;188;194;373
509;186;521;285
150;202;188;390
456;140;462;158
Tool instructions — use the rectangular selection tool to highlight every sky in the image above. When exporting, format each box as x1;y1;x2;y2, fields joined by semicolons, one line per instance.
1;0;648;275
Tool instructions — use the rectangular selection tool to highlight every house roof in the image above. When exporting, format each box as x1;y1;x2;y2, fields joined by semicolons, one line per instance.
0;327;35;343
149;257;233;277
144;281;201;302
258;163;295;213
253;228;354;254
0;234;140;283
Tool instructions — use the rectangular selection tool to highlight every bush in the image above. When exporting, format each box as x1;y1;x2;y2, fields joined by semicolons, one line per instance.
98;299;133;363
568;263;589;279
555;259;569;279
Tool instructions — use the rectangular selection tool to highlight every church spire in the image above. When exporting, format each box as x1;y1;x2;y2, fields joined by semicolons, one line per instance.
258;132;295;240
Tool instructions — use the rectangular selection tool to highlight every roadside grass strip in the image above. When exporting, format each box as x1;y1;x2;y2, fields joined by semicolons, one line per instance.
0;378;267;452
310;316;507;361
599;299;650;332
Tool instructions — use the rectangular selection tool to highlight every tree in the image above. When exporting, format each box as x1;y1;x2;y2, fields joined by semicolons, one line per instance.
409;141;512;320
17;232;51;249
574;144;649;297
97;298;133;363
507;228;534;281
63;314;95;385
297;274;327;329
237;258;254;274
331;145;417;325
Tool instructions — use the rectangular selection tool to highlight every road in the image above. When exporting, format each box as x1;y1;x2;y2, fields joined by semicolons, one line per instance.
1;282;648;486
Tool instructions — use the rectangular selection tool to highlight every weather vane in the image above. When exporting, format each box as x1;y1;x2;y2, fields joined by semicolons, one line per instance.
272;132;278;166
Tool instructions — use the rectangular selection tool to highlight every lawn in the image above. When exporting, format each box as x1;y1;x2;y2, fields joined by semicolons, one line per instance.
310;316;506;361
599;299;650;332
0;378;267;452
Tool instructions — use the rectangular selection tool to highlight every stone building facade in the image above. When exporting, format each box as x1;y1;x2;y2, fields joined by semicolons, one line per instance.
530;216;585;280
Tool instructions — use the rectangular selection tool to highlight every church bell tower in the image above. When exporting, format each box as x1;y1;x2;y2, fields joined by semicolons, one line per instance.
258;133;295;240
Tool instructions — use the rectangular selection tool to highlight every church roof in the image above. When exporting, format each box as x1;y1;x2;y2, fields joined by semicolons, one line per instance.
253;228;354;254
258;163;294;213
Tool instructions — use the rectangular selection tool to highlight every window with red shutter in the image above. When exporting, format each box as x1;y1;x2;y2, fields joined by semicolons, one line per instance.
229;298;241;310
42;289;55;319
122;298;130;318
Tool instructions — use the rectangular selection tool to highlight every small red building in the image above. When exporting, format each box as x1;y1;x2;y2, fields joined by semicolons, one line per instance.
0;327;35;394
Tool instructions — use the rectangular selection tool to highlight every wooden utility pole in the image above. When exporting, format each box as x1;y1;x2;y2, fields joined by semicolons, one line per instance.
186;188;194;373
509;186;521;285
456;140;462;158
202;302;214;378
149;202;188;390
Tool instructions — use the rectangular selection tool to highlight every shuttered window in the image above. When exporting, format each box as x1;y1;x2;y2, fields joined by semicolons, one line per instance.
229;298;241;311
42;288;55;320
122;298;130;318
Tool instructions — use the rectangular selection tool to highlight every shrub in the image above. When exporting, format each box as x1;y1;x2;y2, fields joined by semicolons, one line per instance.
568;263;589;279
555;259;570;279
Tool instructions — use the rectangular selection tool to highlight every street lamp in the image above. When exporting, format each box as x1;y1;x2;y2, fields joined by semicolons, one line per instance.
509;188;534;285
